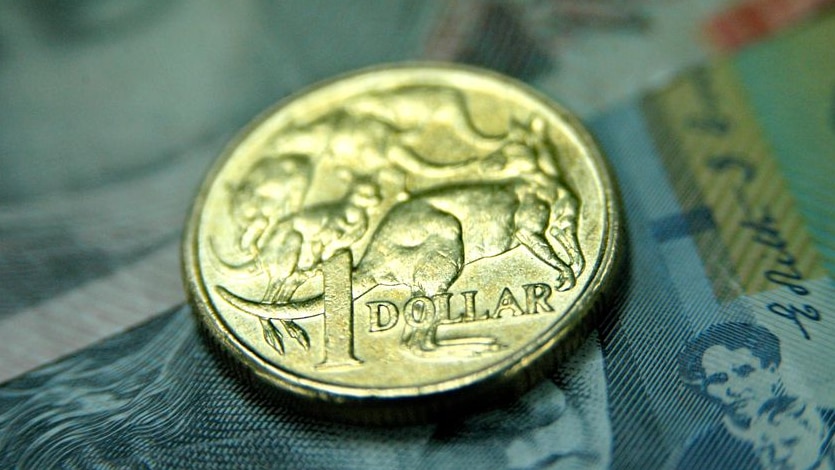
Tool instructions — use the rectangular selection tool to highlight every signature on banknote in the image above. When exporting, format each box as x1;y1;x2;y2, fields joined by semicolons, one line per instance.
706;155;822;340
673;67;825;341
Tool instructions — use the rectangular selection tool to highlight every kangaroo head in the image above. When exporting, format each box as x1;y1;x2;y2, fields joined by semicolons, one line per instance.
334;167;382;209
350;179;383;209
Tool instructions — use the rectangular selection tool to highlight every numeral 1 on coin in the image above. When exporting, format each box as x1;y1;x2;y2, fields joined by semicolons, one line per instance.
318;249;362;369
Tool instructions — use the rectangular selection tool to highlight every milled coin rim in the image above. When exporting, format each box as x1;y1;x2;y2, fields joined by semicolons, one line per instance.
182;62;621;409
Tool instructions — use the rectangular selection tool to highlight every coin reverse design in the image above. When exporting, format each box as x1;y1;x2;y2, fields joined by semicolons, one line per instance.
183;65;621;422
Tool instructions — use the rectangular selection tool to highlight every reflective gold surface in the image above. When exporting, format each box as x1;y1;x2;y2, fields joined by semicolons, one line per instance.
183;64;621;422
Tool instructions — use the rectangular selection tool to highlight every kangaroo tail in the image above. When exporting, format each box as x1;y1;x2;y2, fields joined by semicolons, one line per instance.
215;286;324;321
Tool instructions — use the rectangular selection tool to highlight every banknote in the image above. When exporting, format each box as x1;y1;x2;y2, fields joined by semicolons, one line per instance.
595;14;835;468
3;11;834;469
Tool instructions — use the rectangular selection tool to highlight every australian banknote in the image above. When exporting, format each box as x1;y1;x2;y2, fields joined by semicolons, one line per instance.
3;9;834;469
595;13;835;467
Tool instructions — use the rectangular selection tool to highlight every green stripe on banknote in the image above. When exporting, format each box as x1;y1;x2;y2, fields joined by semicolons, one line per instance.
734;13;835;279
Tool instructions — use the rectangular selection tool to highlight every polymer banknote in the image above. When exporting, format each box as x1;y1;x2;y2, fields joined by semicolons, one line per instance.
2;9;833;469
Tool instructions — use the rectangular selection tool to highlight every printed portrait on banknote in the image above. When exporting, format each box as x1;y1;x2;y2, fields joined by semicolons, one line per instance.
678;323;835;470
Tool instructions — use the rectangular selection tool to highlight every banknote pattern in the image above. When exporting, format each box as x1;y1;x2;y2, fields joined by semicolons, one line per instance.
0;304;611;469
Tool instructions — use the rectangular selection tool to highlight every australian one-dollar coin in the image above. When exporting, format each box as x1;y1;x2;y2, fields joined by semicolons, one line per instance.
183;64;622;423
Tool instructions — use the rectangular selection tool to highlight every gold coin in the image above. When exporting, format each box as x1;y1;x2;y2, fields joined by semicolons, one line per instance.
183;64;622;423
